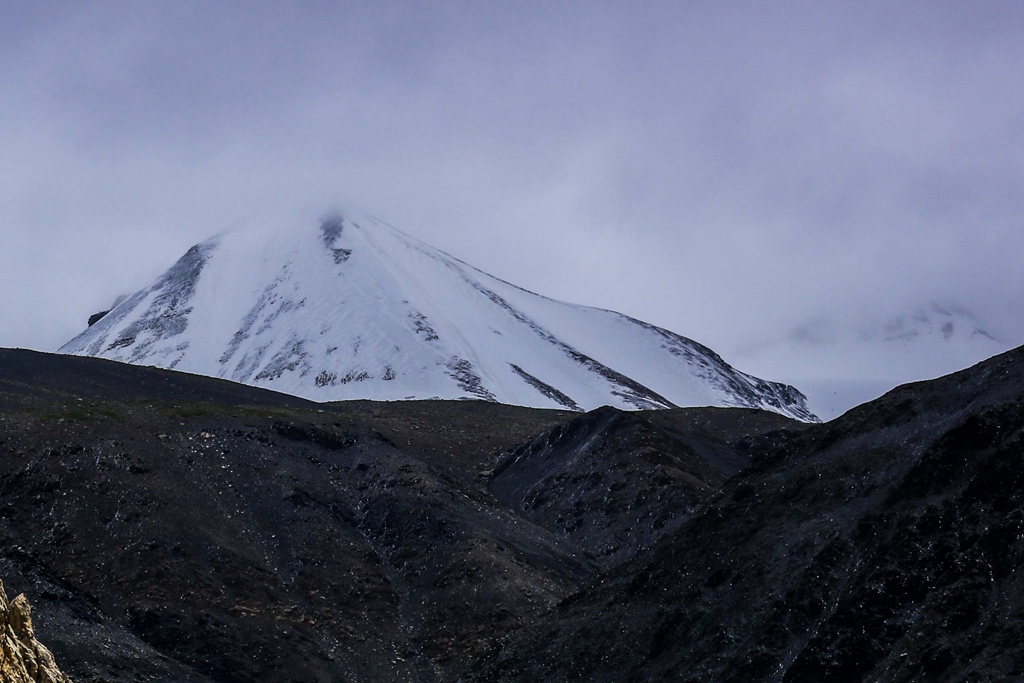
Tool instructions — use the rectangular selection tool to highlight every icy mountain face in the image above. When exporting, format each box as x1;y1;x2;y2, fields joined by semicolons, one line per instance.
733;303;1010;419
60;211;815;420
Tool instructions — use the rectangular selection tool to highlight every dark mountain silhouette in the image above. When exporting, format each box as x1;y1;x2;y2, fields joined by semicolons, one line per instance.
2;345;1022;681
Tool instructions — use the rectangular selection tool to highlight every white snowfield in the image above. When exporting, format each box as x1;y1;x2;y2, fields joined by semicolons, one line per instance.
60;210;816;421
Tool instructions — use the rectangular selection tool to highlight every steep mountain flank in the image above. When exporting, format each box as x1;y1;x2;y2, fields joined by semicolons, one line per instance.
465;346;1024;682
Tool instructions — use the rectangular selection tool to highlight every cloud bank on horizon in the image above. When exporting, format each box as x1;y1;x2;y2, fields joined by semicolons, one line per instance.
2;1;1022;394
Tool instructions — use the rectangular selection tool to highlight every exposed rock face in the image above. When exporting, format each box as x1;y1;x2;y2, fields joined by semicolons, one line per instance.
1;579;72;683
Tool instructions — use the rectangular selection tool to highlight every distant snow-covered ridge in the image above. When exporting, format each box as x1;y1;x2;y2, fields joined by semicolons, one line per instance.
61;210;817;421
732;303;1010;419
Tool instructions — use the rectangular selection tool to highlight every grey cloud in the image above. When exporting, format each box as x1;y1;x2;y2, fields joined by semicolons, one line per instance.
1;0;1022;375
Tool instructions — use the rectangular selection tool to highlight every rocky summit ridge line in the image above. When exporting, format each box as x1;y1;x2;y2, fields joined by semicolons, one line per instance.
59;210;815;421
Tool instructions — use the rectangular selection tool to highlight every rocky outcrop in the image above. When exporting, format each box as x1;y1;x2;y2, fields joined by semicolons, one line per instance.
1;579;72;683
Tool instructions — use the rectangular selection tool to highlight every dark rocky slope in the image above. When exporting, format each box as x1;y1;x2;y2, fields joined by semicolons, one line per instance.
465;346;1024;682
0;350;790;682
10;346;1019;682
488;405;800;566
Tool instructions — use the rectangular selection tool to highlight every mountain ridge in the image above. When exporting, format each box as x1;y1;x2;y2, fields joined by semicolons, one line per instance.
463;344;1024;682
733;301;1010;419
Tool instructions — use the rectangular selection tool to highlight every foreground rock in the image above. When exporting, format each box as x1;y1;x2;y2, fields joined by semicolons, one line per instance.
1;579;72;683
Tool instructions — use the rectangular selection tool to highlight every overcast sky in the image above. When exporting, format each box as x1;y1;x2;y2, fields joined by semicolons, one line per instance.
3;1;1023;376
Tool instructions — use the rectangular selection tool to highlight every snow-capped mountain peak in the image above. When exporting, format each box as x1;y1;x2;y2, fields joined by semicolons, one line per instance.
61;209;816;420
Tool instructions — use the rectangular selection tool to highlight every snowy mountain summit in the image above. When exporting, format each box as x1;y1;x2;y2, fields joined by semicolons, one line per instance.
60;210;815;420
